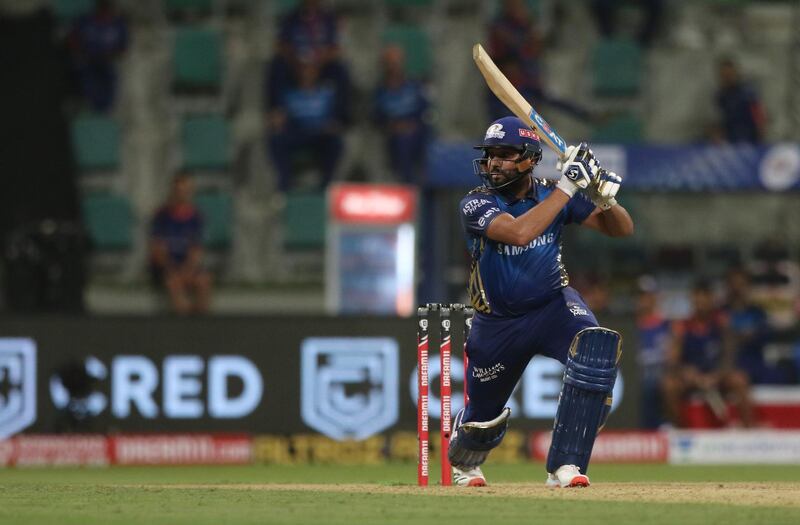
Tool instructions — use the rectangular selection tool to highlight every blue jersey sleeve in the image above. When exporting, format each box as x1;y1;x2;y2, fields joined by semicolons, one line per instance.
459;194;503;237
563;192;596;225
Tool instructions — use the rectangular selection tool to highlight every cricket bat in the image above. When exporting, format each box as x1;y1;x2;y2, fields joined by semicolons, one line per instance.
472;43;568;160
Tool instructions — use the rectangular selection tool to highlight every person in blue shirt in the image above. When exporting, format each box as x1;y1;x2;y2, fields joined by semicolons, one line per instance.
266;0;350;122
661;280;755;428
713;58;766;144
725;267;795;384
373;45;431;184
267;55;347;191
67;0;129;112
149;174;212;315
448;116;633;488
486;0;592;122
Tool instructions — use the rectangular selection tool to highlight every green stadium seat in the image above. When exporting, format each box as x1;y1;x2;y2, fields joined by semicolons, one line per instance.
195;191;233;249
181;114;230;170
276;0;299;13
592;113;643;144
284;191;326;250
81;193;133;250
384;0;434;6
592;38;642;97
53;0;93;20
71;114;120;171
382;24;431;79
173;27;222;92
165;0;213;12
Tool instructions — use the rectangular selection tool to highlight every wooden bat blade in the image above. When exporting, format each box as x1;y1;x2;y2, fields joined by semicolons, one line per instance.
472;43;568;159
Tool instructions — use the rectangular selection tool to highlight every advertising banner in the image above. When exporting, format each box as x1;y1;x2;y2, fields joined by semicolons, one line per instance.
530;431;669;463
427;142;800;192
668;430;800;464
0;315;640;437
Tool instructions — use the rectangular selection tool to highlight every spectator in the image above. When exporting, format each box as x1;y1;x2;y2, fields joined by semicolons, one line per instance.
373;45;431;185
710;58;766;144
635;275;671;429
266;0;350;117
725;266;796;384
487;0;590;121
661;280;755;427
149;174;212;315
67;0;129;112
267;55;346;191
590;0;664;48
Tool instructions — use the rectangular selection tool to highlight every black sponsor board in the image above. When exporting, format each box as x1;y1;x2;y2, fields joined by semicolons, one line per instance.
0;314;640;436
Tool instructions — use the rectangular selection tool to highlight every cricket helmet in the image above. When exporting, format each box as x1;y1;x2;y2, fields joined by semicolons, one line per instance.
473;116;543;189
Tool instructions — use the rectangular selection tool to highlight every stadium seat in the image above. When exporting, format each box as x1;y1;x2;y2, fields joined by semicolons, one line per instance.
592;38;642;97
276;0;299;13
71;114;120;171
180;114;230;170
165;0;213;13
81;193;133;250
384;0;434;6
194;191;233;249
53;0;93;20
173;27;222;92
284;191;326;250
592;113;643;144
382;24;431;79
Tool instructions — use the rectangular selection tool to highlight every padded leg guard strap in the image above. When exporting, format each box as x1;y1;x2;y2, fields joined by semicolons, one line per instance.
448;407;511;468
546;327;621;474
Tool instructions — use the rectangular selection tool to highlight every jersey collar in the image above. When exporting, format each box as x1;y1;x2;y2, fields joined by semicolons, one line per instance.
494;176;540;205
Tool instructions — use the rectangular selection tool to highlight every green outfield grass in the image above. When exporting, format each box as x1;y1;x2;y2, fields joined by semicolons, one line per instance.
1;463;799;525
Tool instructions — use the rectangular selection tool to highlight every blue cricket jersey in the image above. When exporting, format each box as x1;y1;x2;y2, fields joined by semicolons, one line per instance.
459;179;595;317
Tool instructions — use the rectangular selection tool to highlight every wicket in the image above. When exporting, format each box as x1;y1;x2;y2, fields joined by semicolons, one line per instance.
417;303;474;486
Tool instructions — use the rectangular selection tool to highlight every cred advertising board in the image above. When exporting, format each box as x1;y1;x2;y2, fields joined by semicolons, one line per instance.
0;316;639;438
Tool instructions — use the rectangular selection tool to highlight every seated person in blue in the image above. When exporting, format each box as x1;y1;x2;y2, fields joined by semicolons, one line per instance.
266;0;350;115
267;55;347;191
67;0;129;112
661;280;755;427
373;45;431;184
725;267;796;384
149;174;211;314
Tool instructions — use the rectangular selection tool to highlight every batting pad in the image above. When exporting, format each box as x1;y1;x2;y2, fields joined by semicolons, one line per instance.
448;407;511;468
546;327;621;475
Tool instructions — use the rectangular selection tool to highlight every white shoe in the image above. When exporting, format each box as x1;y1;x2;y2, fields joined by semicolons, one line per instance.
452;465;487;487
545;465;590;488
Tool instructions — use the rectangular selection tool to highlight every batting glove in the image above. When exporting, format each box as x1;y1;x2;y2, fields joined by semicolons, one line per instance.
589;169;622;210
556;142;597;197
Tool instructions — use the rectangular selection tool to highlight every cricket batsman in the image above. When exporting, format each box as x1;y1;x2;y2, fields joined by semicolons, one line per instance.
450;116;634;487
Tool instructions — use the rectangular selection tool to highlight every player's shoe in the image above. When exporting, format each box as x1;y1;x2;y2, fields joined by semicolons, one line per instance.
545;464;590;488
452;465;487;487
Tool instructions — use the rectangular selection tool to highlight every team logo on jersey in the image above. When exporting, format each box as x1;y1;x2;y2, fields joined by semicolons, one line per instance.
0;339;37;438
485;123;505;140
568;303;589;317
301;338;398;440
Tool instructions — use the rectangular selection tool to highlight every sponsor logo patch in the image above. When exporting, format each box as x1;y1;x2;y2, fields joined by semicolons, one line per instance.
472;362;506;383
568;303;589;317
462;198;493;215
